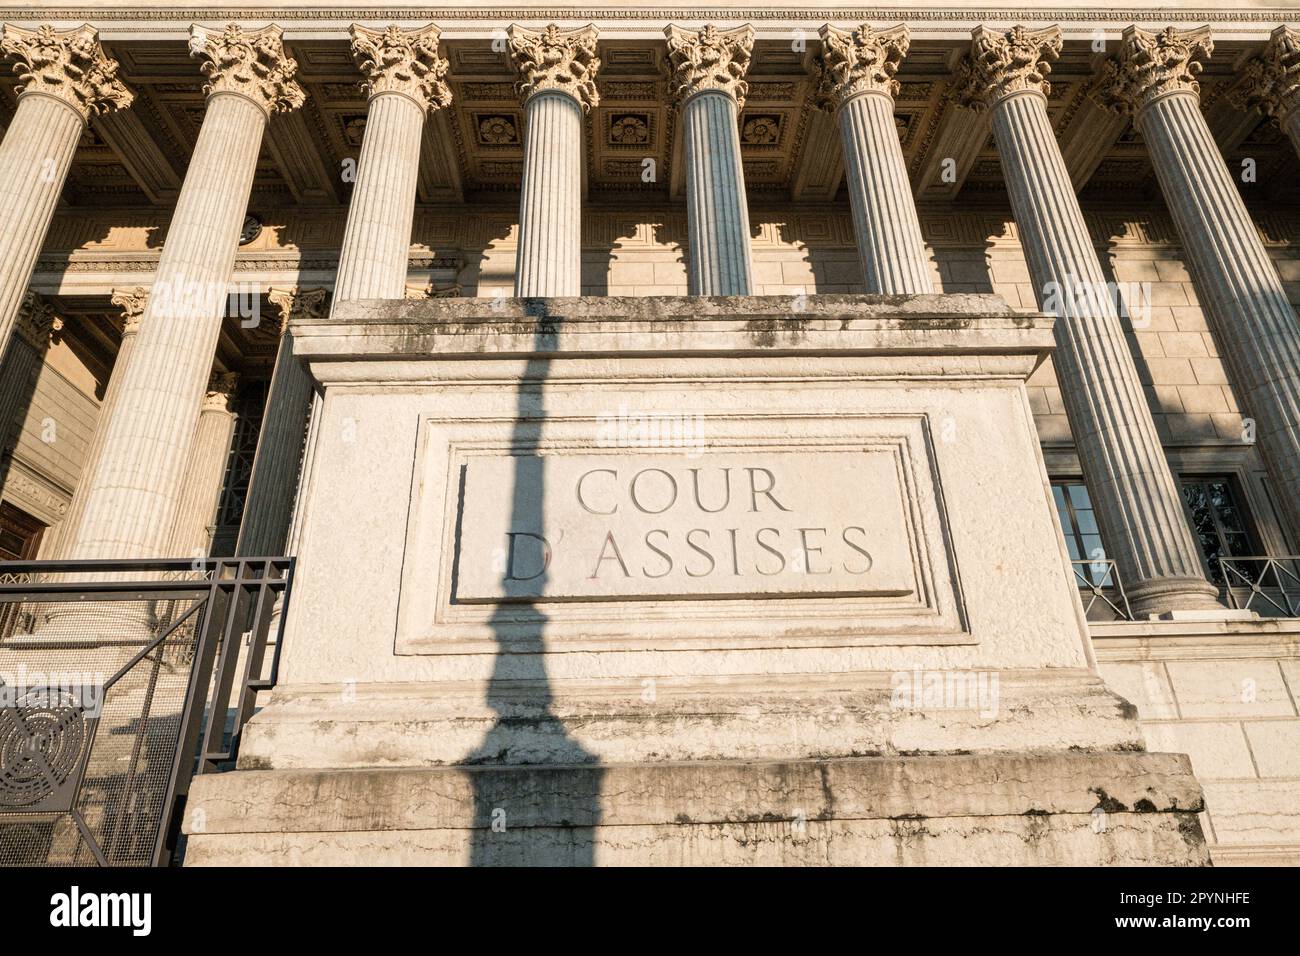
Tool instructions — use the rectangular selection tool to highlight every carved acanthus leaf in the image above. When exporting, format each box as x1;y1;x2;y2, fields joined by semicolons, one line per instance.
815;23;909;112
110;286;149;335
508;23;600;111
665;23;755;109
268;286;330;333
349;23;450;112
1244;25;1300;125
955;25;1062;111
15;291;62;349
0;23;132;121
189;23;305;115
203;369;240;411
1098;25;1213;115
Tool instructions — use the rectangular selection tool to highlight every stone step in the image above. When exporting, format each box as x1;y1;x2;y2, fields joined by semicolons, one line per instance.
182;750;1210;866
235;670;1145;770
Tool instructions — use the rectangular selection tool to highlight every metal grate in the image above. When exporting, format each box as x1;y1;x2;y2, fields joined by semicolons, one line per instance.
0;558;291;867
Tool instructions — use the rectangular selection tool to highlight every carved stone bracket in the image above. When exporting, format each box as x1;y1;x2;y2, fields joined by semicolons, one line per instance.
0;23;132;121
665;23;755;109
955;24;1063;111
349;23;450;112
189;22;305;115
815;23;910;112
508;23;600;111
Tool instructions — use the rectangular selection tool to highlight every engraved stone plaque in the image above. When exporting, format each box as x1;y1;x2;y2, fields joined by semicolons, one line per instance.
454;451;917;603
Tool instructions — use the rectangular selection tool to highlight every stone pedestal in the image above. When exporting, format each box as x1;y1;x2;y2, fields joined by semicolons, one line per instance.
181;294;1207;867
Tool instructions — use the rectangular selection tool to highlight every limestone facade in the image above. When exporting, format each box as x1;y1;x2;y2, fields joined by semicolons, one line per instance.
0;5;1298;866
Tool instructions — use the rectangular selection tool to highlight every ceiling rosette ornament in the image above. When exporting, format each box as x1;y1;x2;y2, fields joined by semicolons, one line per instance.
664;23;755;110
0;23;132;121
350;23;450;112
189;22;305;115
508;23;601;112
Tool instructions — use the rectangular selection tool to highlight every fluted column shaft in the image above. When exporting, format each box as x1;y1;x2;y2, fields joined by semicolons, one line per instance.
332;91;424;302
50;311;140;558
837;91;933;293
62;93;269;559
990;88;1219;613
0;96;81;354
683;91;753;296
0;24;131;358
1138;91;1300;539
237;326;315;556
167;376;237;557
515;91;583;296
0;297;58;460
1283;111;1300;159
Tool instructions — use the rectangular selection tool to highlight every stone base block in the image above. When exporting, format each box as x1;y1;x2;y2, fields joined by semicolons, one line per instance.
234;671;1144;771
182;751;1210;866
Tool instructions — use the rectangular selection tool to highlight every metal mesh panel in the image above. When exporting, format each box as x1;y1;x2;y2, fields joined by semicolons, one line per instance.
0;596;203;867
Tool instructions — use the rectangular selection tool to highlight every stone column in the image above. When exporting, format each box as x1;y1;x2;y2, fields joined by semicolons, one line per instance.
333;24;450;304
1106;25;1300;545
168;370;238;557
0;25;131;358
508;23;600;297
817;23;933;294
59;24;303;561
959;25;1221;616
235;288;328;557
0;293;61;461
1246;26;1300;158
49;288;146;558
666;24;755;296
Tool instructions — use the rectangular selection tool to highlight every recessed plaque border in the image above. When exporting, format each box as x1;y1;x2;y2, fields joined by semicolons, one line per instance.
394;409;971;655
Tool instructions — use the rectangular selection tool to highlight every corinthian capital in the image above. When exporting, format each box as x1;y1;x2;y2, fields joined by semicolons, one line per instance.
349;23;451;112
0;24;133;121
816;23;909;112
110;286;149;335
1244;25;1300;126
665;23;754;109
508;23;600;111
268;286;330;333
203;370;240;412
189;23;304;115
1099;25;1213;115
15;292;62;349
955;25;1062;110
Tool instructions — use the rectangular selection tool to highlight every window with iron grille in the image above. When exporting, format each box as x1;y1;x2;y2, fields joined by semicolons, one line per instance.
1179;475;1262;586
1051;479;1110;586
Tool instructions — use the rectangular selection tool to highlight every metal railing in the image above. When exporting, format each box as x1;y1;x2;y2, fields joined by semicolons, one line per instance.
0;557;292;867
1218;555;1300;618
1069;558;1134;621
